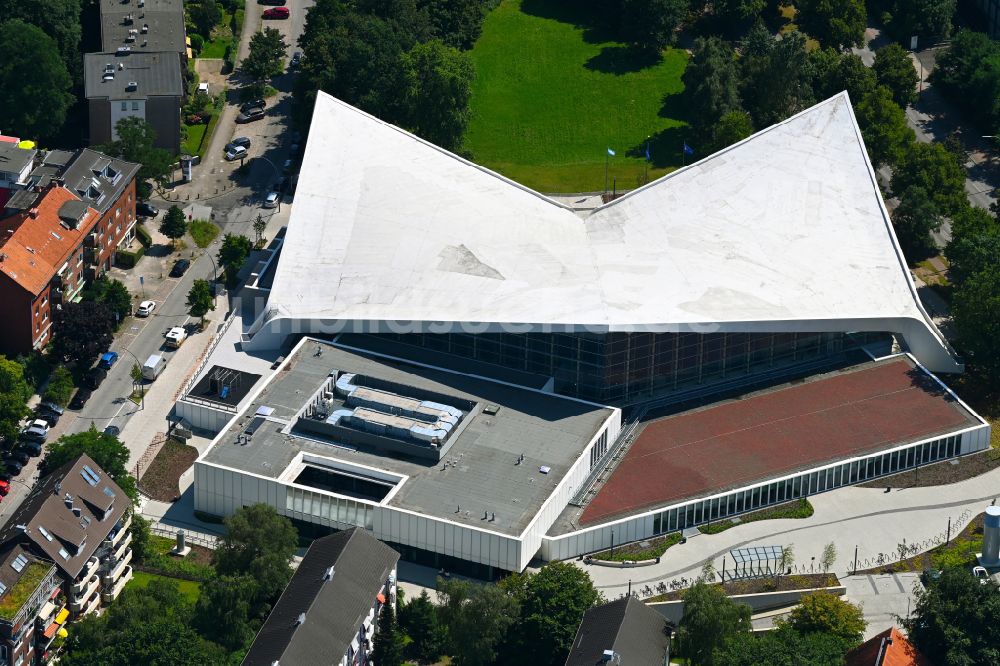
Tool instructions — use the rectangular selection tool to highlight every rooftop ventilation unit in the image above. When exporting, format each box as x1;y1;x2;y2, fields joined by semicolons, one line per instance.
127;81;138;91
116;46;131;56
141;23;149;33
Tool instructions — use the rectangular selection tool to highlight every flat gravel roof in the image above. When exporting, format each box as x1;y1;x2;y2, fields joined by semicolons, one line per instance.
202;340;614;536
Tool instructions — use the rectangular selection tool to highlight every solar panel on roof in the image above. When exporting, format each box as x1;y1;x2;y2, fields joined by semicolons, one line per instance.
103;486;115;497
0;582;7;595
81;465;100;486
11;554;28;572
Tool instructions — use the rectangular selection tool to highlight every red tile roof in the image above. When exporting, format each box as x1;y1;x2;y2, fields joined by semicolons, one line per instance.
0;187;97;296
845;627;933;666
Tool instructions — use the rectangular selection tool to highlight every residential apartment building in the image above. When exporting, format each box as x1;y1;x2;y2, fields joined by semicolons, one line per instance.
87;0;188;154
0;144;36;208
242;528;399;666
0;546;62;666
84;51;184;154
0;455;133;626
0;151;139;357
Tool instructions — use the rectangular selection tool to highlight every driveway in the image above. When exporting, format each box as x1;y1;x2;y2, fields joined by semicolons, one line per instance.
842;573;923;639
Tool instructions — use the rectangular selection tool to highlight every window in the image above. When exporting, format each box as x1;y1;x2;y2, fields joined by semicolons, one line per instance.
115;207;120;218
42;312;48;322
11;553;28;572
131;101;139;111
58;548;69;560
34;306;39;317
38;526;53;542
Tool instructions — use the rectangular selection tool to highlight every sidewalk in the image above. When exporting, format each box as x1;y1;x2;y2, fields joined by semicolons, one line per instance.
577;463;1000;597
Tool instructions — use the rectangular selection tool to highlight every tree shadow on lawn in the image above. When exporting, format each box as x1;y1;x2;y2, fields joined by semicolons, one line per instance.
623;125;689;169
584;44;662;75
520;0;620;45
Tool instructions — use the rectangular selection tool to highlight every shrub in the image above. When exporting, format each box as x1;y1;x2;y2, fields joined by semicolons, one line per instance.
43;366;75;406
115;246;145;268
189;33;205;54
136;224;152;248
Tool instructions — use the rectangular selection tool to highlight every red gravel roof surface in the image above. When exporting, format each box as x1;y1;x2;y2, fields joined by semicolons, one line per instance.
581;358;977;525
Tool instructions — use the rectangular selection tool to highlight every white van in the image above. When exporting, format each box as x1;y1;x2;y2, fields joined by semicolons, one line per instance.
142;354;167;381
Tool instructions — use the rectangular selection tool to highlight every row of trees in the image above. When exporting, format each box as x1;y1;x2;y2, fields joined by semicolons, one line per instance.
383;562;602;666
931;29;1000;137
294;0;480;151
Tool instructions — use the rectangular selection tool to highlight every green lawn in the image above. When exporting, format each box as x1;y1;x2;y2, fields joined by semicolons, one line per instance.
465;0;690;192
127;571;203;604
189;219;220;248
199;10;235;59
182;122;209;157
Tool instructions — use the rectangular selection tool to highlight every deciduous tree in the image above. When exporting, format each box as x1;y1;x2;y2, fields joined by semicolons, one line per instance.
781;591;865;643
0;0;83;80
401;40;474;151
820;542;837;573
218;233;254;283
809;50;876;103
194;574;258;651
887;0;957;41
213;503;297;604
242;28;288;89
892;186;941;260
952;263;1000;382
891;141;967;216
710;109;753;151
855;86;915;168
740;30;813;128
160;205;188;245
191;0;222;39
796;0;866;49
713;0;765;27
438;578;519;666
83;276;132;325
679;580;752;666
427;0;486;49
946;205;1000;284
683;37;741;141
715;624;856;666
873;43;919;108
0;20;74;140
186;279;215;327
42;366;75;407
904;566;1000;665
43;426;138;502
619;0;688;55
930;29;1000;132
52;301;115;370
400;590;444;664
0;357;32;446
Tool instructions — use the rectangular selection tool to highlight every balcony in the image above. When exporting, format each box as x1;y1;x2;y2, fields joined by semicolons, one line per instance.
101;566;132;604
110;532;131;563
69;576;99;613
103;549;131;585
110;515;131;547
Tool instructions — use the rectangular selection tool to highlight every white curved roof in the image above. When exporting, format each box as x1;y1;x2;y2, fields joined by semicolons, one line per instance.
255;92;958;373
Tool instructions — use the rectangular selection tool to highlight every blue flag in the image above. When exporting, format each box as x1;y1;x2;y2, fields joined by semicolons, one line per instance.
683;142;695;156
607;147;615;156
645;143;651;162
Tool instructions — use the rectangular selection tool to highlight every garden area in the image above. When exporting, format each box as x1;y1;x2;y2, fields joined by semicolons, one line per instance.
137;439;199;501
127;571;202;604
464;0;689;192
188;219;220;248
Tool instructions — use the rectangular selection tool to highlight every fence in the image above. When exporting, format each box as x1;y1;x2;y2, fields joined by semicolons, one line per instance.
148;520;220;549
133;432;168;480
175;309;238;402
849;508;975;574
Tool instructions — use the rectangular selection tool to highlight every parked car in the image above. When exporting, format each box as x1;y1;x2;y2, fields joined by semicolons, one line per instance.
17;441;41;458
262;6;289;18
0;470;12;482
236;108;266;123
98;351;119;369
136;202;159;218
136;300;156;317
69;388;92;410
165;326;188;348
282;158;294;173
142;354;167;381
258;0;286;5
3;459;22;476
85;366;108;390
240;99;265;113
231;136;252;149
103;425;121;437
21;419;49;441
289;51;302;68
225;145;248;161
0;480;10;496
169;259;190;277
5;451;29;466
34;408;60;427
263;191;280;209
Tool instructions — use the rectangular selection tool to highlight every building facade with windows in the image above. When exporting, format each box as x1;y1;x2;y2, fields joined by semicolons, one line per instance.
0;546;62;666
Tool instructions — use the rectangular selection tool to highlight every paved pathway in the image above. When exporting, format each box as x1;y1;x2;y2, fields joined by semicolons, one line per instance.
577;462;1000;600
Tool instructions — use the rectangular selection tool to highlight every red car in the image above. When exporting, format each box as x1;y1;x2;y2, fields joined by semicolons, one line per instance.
262;6;289;18
0;481;9;496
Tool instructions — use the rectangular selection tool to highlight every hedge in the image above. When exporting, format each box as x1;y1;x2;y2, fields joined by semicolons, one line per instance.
136;224;153;248
116;246;145;268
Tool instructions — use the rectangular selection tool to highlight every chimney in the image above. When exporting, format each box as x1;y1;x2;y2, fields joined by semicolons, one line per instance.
323;565;335;581
64;492;74;510
28;208;39;218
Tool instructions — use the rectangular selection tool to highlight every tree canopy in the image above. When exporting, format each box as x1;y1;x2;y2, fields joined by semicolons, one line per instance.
892;186;942;260
42;366;75;407
43;426;139;502
619;0;687;55
781;591;866;643
809;50;876;104
740;30;813;128
401;40;475;151
855;86;915;169
437;578;519;666
52;300;115;369
160;205;188;242
186;280;216;327
193;574;259;651
190;0;222;38
372;596;405;666
904;566;1000;665
243;28;288;92
83;276;132;325
715;623;857;666
873;43;919;109
796;0;866;49
213;503;297;603
0;19;74;140
100;117;173;197
218;234;254;284
427;0;487;49
945;205;1000;284
0;356;32;446
399;589;444;664
952;261;1000;382
683;37;742;142
886;0;956;42
891;141;967;216
679;580;752;666
930;29;1000;133
0;0;82;81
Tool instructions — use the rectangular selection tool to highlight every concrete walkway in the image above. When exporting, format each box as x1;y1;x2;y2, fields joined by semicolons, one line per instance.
577;462;1000;598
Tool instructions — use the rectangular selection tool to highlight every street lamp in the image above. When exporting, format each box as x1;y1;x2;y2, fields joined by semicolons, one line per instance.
120;347;144;410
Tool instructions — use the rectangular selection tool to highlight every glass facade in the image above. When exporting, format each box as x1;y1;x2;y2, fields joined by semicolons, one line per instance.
650;434;961;535
375;331;887;403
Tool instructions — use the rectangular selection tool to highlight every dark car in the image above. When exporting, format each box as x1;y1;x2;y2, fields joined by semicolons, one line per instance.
5;451;29;466
289;51;302;68
2;460;22;476
236;108;266;124
69;388;92;410
240;99;265;113
169;259;191;278
0;470;12;482
137;202;159;218
85;366;108;390
17;442;41;458
103;425;121;437
231;136;252;149
34;409;60;427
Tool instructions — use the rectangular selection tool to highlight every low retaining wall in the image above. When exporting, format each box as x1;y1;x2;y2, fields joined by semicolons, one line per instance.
648;585;846;625
587;557;659;568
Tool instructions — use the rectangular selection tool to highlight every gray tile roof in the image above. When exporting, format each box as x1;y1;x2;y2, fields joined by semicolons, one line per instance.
59;149;140;214
0;455;129;580
564;596;672;666
100;0;186;55
242;528;399;666
84;51;183;100
0;144;35;178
